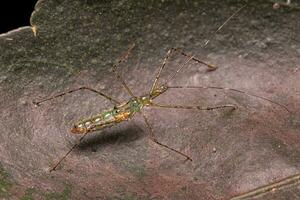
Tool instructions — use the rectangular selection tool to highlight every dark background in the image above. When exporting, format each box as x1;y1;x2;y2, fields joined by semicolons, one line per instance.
0;0;37;34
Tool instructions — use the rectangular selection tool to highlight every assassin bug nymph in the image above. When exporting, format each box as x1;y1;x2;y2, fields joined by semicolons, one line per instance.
34;43;290;172
33;5;290;172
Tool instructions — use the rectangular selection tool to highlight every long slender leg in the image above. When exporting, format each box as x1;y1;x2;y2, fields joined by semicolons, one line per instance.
150;103;237;111
139;111;192;161
111;43;136;97
167;85;291;113
149;48;216;96
33;86;120;106
49;132;89;172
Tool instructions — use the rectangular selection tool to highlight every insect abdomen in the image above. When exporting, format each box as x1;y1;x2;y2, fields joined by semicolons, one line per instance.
70;108;133;134
71;109;116;134
71;97;143;134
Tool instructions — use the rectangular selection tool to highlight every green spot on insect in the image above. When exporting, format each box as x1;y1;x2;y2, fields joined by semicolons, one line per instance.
103;111;112;119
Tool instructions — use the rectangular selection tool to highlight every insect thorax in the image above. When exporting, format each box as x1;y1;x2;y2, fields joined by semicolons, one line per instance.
120;97;145;113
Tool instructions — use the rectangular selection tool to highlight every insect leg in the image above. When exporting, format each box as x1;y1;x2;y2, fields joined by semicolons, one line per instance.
33;86;120;106
49;132;89;172
111;43;136;97
150;103;237;111
140;111;192;161
167;85;291;113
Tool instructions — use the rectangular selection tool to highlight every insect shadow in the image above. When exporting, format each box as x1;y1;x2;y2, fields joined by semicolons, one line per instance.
77;125;144;152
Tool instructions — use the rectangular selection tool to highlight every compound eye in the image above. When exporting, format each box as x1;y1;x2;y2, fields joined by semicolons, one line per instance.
161;85;167;90
113;107;119;113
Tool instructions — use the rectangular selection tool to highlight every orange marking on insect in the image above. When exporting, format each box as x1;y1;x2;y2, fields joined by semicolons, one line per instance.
114;111;131;122
70;124;87;134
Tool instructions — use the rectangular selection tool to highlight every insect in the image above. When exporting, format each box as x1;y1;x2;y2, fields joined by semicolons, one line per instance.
34;44;290;172
33;6;290;172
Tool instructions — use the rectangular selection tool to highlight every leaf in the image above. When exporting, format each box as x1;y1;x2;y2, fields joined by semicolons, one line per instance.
0;0;299;199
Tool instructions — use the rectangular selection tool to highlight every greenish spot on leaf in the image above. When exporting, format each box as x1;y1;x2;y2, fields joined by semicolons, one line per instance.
0;164;13;199
44;184;71;200
20;188;36;200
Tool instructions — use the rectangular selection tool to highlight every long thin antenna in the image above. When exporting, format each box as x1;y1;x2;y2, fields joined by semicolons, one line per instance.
149;48;216;97
203;4;247;47
162;55;194;86
154;5;247;91
171;48;217;70
150;49;173;95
